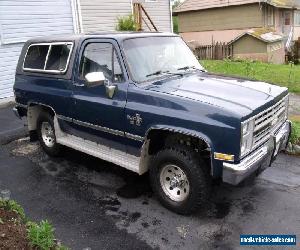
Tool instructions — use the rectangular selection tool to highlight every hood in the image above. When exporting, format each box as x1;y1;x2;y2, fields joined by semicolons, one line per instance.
144;72;288;118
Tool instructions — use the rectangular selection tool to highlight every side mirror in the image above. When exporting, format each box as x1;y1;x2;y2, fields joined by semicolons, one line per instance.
84;71;117;98
85;72;106;87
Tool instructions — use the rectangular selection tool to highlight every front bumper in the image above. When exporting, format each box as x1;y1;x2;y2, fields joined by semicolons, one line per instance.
222;120;291;185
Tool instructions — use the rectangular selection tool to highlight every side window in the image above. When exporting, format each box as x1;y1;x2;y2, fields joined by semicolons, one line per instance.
45;44;72;71
23;45;49;70
23;42;73;73
80;43;124;83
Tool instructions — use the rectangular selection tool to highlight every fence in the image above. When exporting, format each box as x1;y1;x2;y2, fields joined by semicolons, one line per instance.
193;42;233;60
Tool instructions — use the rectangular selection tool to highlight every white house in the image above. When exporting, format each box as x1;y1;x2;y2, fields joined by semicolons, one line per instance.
0;0;172;101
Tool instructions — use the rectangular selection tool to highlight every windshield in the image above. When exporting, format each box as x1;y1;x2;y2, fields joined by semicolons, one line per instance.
123;36;204;83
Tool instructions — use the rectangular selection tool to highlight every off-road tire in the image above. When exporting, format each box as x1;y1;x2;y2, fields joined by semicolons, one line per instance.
37;112;62;157
150;145;211;215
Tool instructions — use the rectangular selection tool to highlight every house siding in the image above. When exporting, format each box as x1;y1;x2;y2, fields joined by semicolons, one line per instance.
232;35;285;64
175;0;260;13
133;0;172;32
0;0;75;99
232;35;268;62
233;35;267;54
79;0;133;32
0;44;23;99
178;4;263;33
294;26;300;40
175;0;298;13
180;29;250;45
79;0;172;33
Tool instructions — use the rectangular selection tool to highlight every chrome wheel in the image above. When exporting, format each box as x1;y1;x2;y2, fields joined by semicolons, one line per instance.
41;122;55;148
159;164;190;202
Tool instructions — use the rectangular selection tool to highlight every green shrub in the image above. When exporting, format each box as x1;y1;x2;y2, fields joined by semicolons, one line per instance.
290;121;300;145
27;220;55;250
173;16;178;34
116;14;136;31
56;246;69;250
0;199;68;249
0;199;25;221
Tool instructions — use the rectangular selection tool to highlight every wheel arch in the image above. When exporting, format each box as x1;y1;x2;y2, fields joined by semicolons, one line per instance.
140;125;214;175
27;102;56;131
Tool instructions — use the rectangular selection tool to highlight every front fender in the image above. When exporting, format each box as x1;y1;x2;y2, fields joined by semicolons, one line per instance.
145;124;213;150
145;125;225;177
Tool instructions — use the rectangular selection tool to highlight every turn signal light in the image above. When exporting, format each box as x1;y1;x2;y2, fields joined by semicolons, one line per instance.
214;153;235;162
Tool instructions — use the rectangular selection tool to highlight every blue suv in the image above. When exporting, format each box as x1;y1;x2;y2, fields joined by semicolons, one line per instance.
13;32;291;214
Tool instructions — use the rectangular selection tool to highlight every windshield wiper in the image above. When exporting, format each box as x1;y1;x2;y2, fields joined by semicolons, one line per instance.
177;66;205;72
146;70;165;77
146;70;183;78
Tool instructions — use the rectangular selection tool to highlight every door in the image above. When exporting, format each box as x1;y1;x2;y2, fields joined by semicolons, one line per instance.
70;39;128;150
283;11;292;35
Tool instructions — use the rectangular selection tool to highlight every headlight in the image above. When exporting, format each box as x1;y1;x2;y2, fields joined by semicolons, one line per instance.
242;122;250;135
240;119;255;158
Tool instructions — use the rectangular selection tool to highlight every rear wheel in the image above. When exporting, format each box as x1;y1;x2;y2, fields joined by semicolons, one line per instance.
150;145;211;215
37;112;62;157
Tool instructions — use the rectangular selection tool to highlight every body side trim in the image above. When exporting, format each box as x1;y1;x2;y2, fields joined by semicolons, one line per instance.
57;115;73;123
125;132;144;142
72;119;125;137
57;114;144;141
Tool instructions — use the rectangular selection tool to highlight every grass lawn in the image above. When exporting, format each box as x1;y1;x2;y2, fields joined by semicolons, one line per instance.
201;60;300;94
290;120;300;145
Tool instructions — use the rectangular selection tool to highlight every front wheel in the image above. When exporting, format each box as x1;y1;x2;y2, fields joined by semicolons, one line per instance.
37;112;62;157
150;145;211;215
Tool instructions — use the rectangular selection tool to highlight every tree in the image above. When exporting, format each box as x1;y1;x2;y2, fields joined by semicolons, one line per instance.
172;0;181;34
172;0;181;10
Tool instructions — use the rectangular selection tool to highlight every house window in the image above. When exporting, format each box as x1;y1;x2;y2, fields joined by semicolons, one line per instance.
295;11;300;26
267;6;274;26
284;12;291;25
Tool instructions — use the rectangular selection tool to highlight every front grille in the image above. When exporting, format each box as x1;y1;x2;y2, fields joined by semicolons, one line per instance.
252;96;288;149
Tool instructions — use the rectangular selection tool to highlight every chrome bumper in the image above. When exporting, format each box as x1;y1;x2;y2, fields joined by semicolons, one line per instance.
222;120;291;185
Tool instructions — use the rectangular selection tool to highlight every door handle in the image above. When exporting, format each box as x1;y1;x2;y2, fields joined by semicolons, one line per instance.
73;82;85;87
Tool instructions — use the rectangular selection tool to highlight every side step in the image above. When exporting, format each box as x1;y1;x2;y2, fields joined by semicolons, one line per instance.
54;118;142;174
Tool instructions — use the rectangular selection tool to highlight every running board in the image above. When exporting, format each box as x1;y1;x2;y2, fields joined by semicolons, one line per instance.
54;117;144;174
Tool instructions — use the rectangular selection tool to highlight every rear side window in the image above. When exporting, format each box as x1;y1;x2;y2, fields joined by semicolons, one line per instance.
45;44;72;71
23;45;49;70
23;42;73;73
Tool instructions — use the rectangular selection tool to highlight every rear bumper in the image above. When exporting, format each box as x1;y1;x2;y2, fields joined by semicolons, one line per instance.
13;104;27;119
222;120;291;185
13;107;22;119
